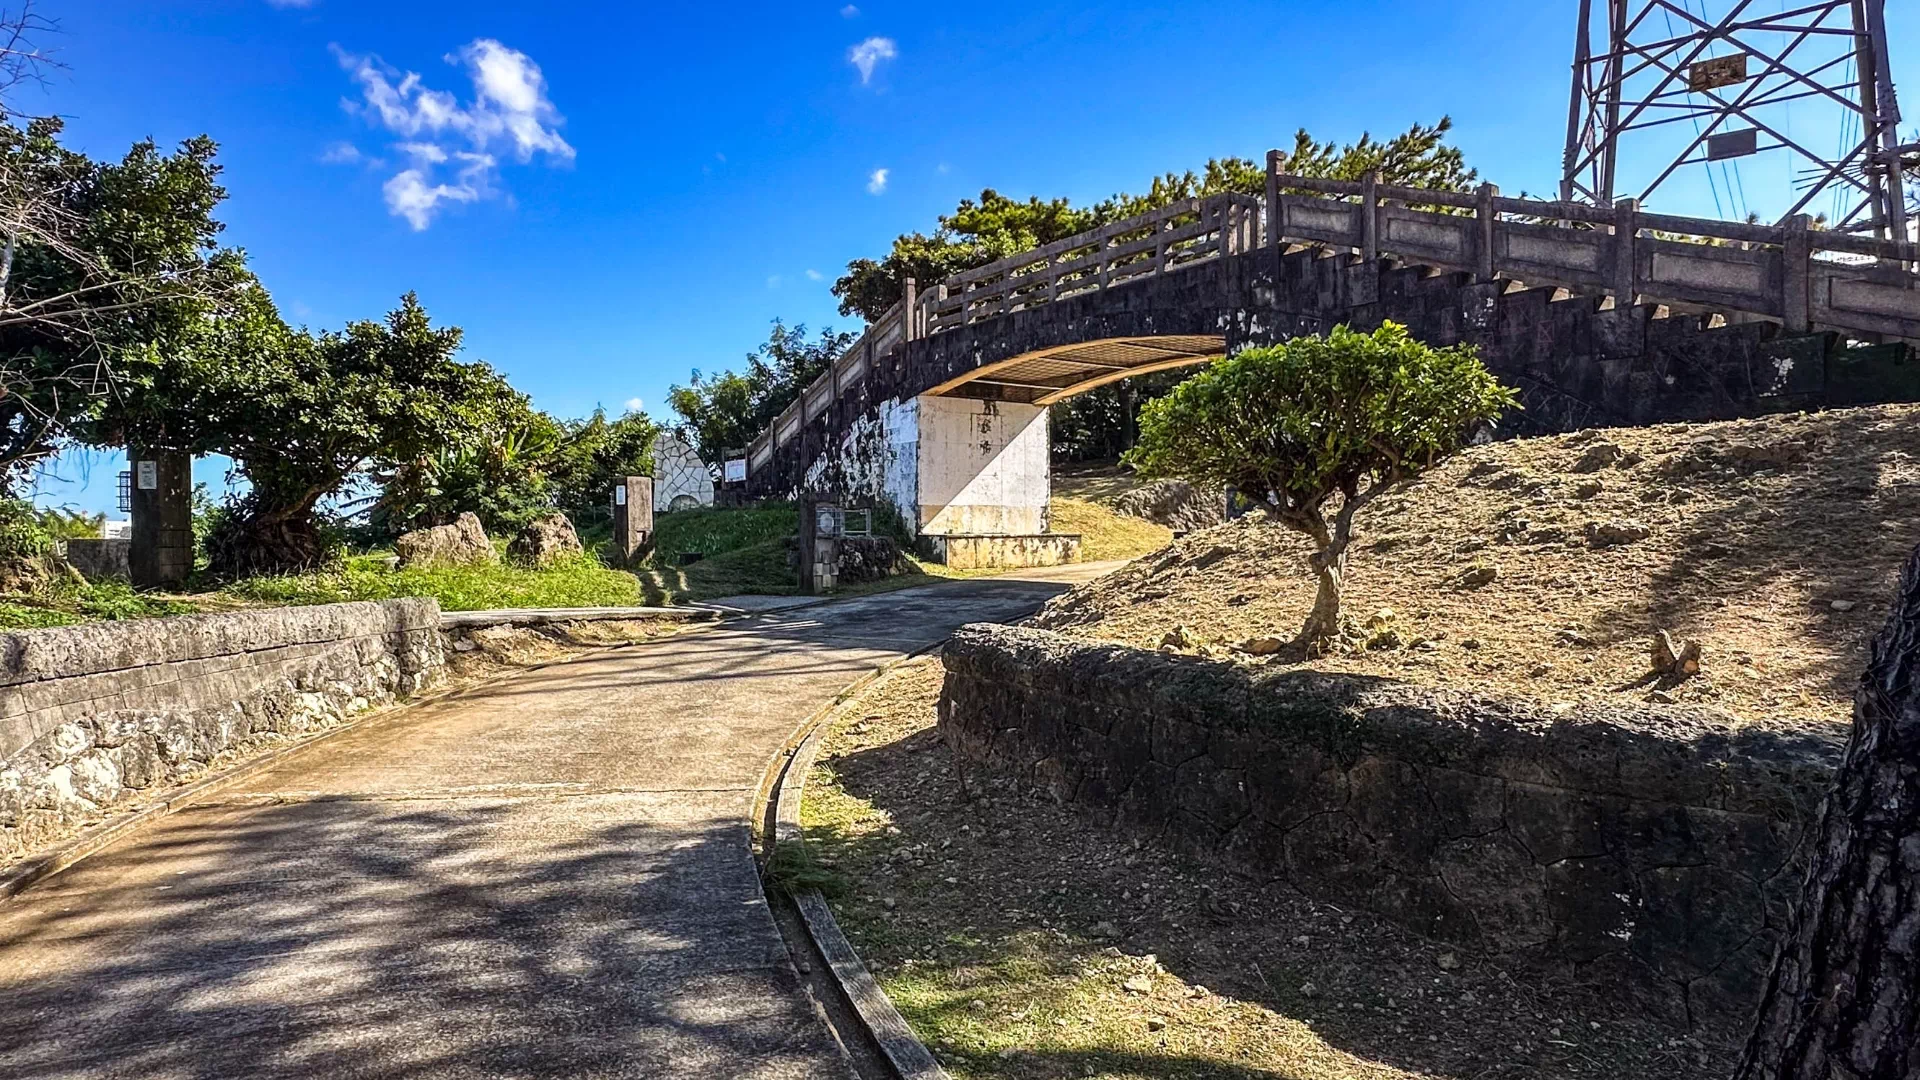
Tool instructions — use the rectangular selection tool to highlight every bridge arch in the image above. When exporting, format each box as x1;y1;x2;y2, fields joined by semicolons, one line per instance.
920;334;1224;406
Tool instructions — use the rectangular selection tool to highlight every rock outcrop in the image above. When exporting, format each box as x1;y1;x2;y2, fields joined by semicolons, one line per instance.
395;512;495;568
508;513;583;568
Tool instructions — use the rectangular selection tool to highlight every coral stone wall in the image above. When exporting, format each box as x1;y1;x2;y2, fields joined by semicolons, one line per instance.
938;623;1843;1027
0;599;445;864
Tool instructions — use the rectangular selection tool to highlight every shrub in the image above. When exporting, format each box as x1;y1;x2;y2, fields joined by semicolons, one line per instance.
1127;322;1516;648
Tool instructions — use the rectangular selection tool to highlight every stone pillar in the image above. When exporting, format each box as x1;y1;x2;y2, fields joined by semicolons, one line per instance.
798;496;839;595
128;449;192;590
611;475;654;565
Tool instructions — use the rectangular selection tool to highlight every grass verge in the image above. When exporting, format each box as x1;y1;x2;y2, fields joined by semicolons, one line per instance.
1048;497;1171;563
221;552;644;612
799;656;1733;1080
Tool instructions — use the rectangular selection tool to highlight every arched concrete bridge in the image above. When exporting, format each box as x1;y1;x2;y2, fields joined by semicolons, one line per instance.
742;157;1919;562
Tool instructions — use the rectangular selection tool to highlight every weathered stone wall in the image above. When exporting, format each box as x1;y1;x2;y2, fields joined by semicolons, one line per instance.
938;623;1843;1027
0;599;445;864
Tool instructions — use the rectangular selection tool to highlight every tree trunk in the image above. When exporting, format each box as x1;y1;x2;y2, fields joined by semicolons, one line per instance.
1736;544;1920;1080
1299;549;1346;649
205;499;330;578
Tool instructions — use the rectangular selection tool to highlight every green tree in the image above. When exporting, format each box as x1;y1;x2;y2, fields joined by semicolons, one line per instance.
121;287;523;575
1126;323;1515;648
0;118;235;485
548;408;659;535
668;320;855;464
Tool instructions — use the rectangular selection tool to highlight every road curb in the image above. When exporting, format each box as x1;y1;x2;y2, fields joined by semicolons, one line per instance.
0;615;725;907
759;648;952;1080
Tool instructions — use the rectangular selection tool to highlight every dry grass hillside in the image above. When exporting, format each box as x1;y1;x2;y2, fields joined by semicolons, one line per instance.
1034;404;1920;732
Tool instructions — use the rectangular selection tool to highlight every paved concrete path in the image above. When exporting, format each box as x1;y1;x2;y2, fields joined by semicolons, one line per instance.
0;570;1107;1079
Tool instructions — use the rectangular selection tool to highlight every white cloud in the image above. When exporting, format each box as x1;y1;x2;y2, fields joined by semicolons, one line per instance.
805;268;824;281
333;39;572;229
320;141;362;164
383;150;493;230
624;397;644;413
848;37;896;85
866;167;888;195
840;4;859;15
767;274;783;288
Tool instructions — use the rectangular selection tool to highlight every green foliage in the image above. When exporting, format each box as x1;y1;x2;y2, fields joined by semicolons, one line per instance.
34;506;105;541
668;321;856;464
372;396;564;536
548;409;658;535
224;550;642;612
1129;323;1514;516
0;498;53;561
64;580;197;621
125;290;527;575
832;119;1474;324
1128;323;1515;639
0;117;235;486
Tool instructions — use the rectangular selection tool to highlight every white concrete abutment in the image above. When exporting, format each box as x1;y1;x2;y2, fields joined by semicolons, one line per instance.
804;394;1079;569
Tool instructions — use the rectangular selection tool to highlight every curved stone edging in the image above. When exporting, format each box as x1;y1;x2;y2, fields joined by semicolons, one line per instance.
763;653;951;1080
0;616;720;907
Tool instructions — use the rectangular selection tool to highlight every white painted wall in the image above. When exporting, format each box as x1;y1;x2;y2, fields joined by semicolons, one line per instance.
914;395;1049;535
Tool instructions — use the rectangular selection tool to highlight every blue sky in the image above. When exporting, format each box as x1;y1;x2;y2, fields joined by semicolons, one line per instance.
24;0;1918;513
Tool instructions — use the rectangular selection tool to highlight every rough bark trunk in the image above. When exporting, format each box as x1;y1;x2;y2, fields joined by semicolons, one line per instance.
1736;544;1920;1080
1299;549;1346;648
205;501;329;578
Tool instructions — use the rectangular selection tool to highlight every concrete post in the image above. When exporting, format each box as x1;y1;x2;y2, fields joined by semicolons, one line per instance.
902;277;917;342
611;475;654;565
1265;149;1284;283
1476;182;1500;282
1783;213;1813;333
1361;170;1380;263
127;449;192;590
1613;198;1640;309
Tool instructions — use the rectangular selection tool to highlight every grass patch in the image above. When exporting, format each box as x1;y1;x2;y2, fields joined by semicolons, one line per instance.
651;505;798;563
222;552;643;612
1048;497;1172;563
0;580;201;630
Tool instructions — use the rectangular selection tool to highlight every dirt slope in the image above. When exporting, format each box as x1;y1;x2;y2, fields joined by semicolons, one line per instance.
1034;404;1920;731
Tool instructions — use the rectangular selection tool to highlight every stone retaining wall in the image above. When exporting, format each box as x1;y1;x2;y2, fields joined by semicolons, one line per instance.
938;623;1845;1027
0;599;445;863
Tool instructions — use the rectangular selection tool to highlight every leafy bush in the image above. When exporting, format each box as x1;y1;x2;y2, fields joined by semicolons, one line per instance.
35;507;105;541
1128;322;1516;647
0;499;54;562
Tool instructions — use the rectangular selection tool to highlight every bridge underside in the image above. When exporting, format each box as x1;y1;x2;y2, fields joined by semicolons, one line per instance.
924;334;1225;405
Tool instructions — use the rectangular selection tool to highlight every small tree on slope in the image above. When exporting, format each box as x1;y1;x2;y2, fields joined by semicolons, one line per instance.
1126;322;1516;649
1735;542;1920;1080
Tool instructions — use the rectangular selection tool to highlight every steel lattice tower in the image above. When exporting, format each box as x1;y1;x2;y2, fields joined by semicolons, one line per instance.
1562;0;1910;240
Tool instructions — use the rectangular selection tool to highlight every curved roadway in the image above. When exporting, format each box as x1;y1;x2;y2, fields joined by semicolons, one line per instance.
0;570;1105;1079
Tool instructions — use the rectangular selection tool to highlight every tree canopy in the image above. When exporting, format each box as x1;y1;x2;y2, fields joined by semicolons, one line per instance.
1128;322;1515;646
0;117;235;486
668;320;856;464
833;118;1474;324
